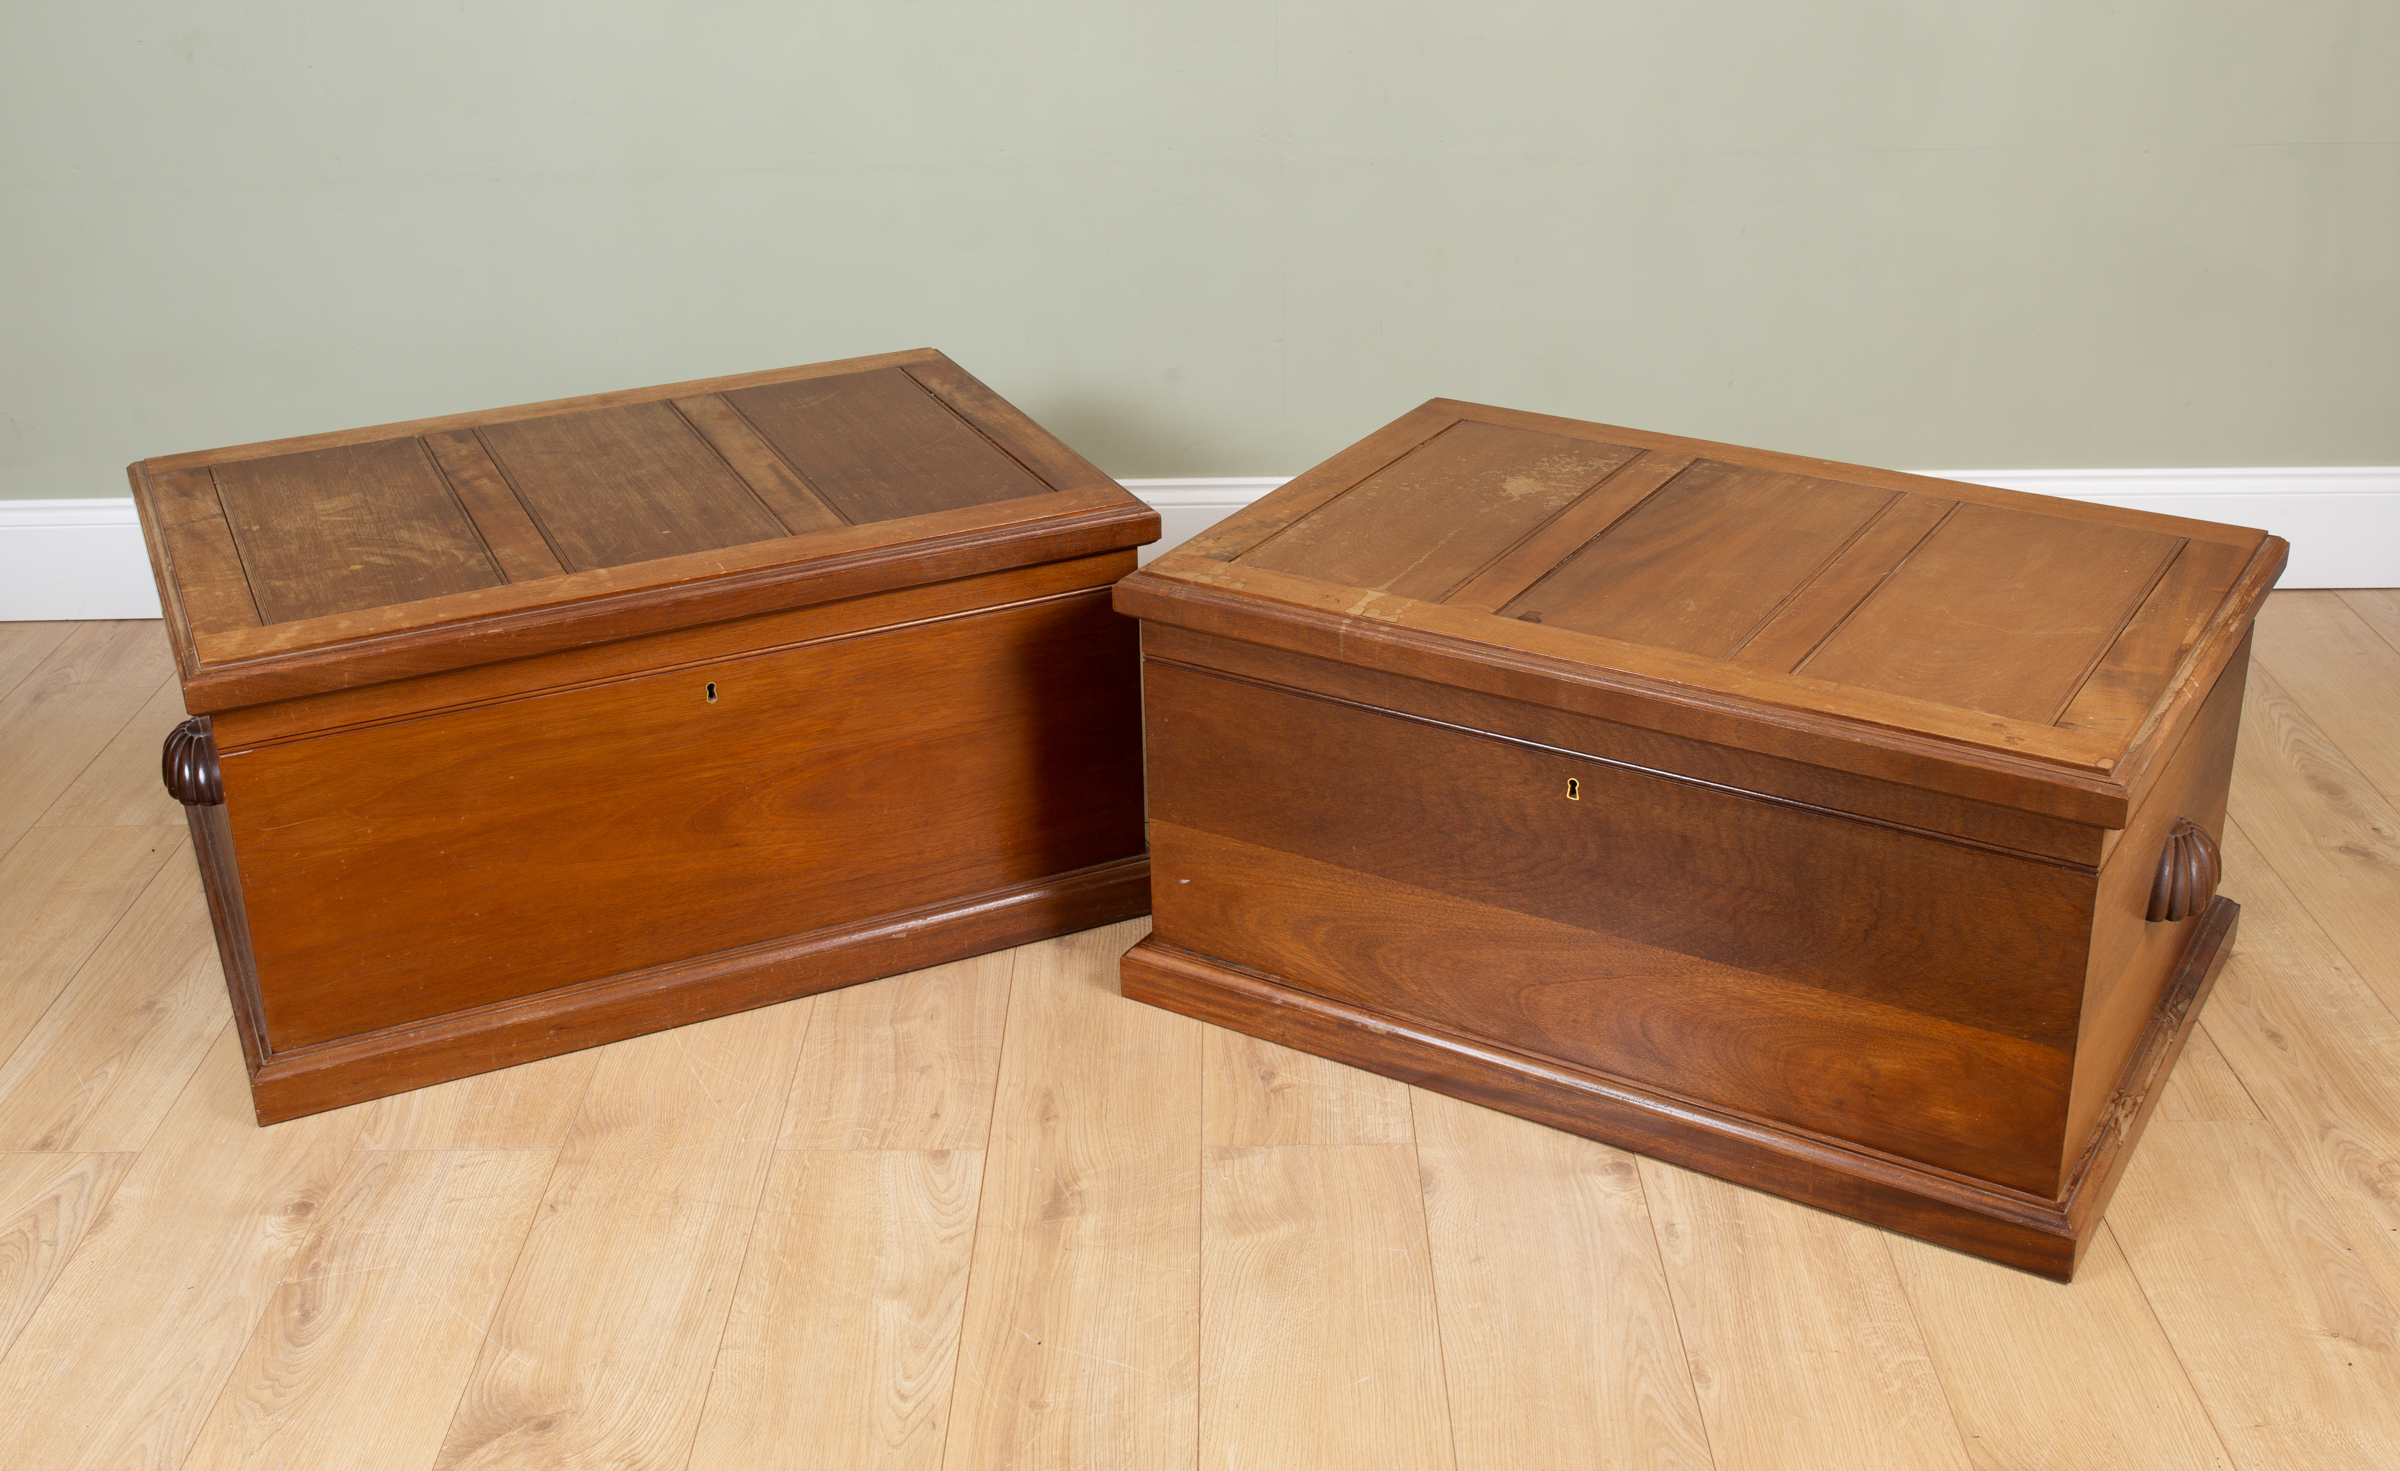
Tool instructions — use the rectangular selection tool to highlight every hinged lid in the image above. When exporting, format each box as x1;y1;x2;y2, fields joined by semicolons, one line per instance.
1117;399;2286;828
132;349;1157;712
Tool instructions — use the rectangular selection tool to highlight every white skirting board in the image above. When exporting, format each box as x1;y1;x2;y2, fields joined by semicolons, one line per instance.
2;468;2392;621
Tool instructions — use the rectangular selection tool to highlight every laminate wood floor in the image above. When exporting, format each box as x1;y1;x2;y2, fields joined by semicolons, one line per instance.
2;592;2397;1469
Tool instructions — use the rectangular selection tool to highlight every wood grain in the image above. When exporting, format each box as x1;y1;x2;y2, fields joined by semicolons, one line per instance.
0;824;182;1069
350;1047;600;1151
213;438;505;623
1150;820;2075;1195
143;467;265;636
2339;587;2400;657
669;393;849;534
1241;420;1640;601
943;921;1204;1470
1504;459;1895;657
2252;590;2400;800
0;620;71;703
1121;936;2100;1281
227;589;1143;1052
723;367;1050;525
1201;1030;1412;1147
1887;1226;2232;1470
2151;1021;2262;1123
1640;1157;1974;1471
1199;1143;1455;1471
1126;395;2277;835
211;550;1128;748
1141;622;2111;865
1122;554;2135;820
2056;536;2252;737
420;429;568;583
0;843;229;1152
2060;645;2248;1163
478;400;788;571
180;481;1151;713
2201;820;2400;1317
1729;492;1956;671
1799;502;2184;722
4;584;2398;1464
1145;659;2096;1052
183;1149;554;1471
35;675;185;828
2227;661;2400;1018
132;350;1160;715
900;355;1126;501
235;856;1149;1126
0;1151;136;1362
0;620;178;854
0;1026;361;1471
1170;402;1460;564
778;950;1015;1153
2109;1122;2400;1468
432;1001;809;1470
689;1150;982;1471
1411;1088;1711;1471
1441;450;1696;614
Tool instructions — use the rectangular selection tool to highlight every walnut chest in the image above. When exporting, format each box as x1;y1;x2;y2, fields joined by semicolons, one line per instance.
132;349;1156;1123
1115;398;2285;1278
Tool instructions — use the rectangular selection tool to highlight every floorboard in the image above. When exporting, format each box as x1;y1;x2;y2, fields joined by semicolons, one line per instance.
0;622;176;856
690;1149;983;1471
430;1003;810;1471
0;1028;362;1471
1412;1087;1712;1471
182;1148;555;1471
1641;1158;1975;1471
0;596;2392;1469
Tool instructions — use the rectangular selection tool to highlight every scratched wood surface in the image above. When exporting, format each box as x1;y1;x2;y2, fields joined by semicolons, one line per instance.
2;595;2398;1468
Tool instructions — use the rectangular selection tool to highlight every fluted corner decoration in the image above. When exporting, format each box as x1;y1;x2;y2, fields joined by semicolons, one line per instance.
162;716;223;806
2146;817;2220;924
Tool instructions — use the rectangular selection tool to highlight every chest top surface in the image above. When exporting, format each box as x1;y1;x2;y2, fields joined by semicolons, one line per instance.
132;349;1155;711
1119;400;2286;827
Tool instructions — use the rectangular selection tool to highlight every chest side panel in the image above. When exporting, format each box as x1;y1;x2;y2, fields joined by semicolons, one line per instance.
2063;636;2249;1166
720;368;1050;524
1142;659;2084;1195
210;439;505;624
475;401;790;570
220;589;1144;1052
1238;421;1641;600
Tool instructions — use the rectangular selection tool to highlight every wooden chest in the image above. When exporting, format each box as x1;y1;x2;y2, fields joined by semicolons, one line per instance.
1115;398;2285;1278
132;349;1156;1124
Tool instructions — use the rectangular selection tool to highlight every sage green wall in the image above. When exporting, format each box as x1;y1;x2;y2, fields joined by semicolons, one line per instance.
4;2;2394;498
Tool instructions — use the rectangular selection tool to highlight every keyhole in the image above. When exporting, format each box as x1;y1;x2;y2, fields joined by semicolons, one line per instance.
705;682;718;704
1566;778;1580;801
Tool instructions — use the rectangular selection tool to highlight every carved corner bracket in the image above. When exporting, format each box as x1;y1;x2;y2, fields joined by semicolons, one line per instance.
2147;817;2220;924
162;716;224;807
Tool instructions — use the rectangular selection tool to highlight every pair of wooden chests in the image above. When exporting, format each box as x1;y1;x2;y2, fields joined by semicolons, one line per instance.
131;349;2283;1279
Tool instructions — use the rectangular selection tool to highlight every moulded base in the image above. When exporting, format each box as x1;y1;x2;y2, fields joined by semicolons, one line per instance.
1120;896;2238;1279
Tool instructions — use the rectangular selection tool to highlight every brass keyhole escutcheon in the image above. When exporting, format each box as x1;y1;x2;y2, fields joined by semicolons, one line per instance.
1566;778;1580;801
705;682;718;704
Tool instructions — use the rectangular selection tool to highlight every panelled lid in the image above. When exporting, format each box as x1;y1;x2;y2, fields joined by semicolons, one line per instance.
132;349;1157;712
1117;399;2286;828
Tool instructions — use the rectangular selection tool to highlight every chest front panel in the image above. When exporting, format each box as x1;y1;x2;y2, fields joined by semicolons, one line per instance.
224;588;1142;1052
1141;657;2085;1196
